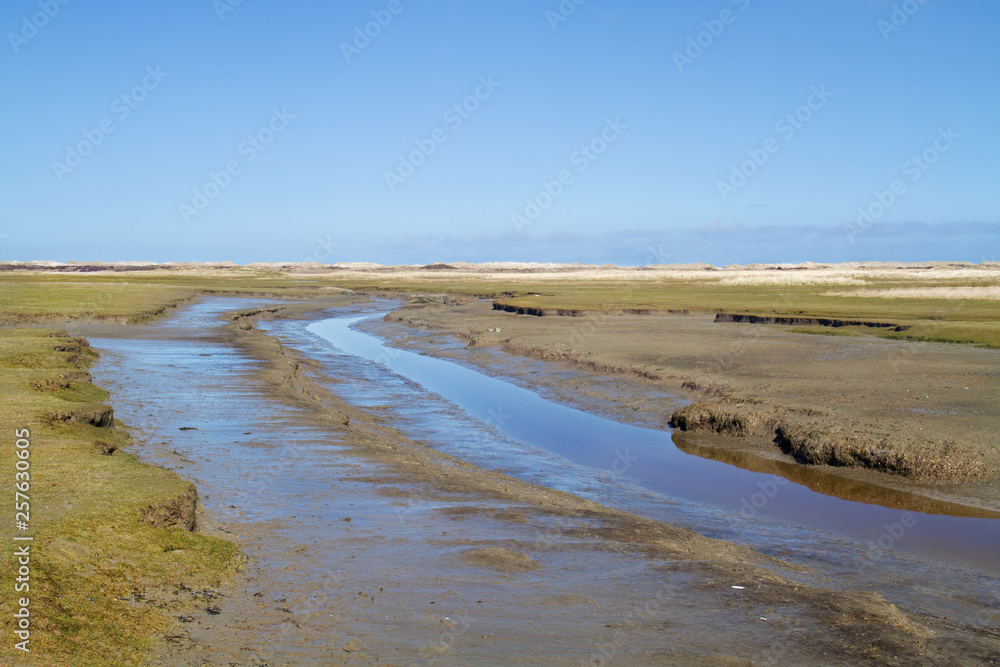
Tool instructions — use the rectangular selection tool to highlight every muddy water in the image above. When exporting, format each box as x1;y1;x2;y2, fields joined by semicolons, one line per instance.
85;297;1000;662
298;312;1000;577
91;298;853;664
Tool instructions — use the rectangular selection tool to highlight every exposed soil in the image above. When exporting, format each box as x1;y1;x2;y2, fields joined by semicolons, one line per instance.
387;300;1000;494
75;296;1000;664
712;313;909;330
460;547;539;572
139;483;199;531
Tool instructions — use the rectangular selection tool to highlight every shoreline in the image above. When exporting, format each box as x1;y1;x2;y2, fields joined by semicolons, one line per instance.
188;300;945;659
226;299;997;656
380;299;1000;512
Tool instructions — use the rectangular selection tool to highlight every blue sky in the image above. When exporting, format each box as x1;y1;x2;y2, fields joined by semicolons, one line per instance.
1;0;997;265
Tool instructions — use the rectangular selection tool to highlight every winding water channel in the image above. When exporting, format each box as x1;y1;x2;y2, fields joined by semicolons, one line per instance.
86;298;1000;658
295;310;1000;577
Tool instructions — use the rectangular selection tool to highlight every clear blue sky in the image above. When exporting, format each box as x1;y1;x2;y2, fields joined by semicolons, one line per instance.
2;0;998;265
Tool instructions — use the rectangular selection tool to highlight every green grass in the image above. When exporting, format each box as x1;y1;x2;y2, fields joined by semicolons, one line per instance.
0;329;242;666
0;271;334;323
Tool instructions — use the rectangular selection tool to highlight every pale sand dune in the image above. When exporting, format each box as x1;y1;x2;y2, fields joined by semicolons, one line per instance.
3;260;999;289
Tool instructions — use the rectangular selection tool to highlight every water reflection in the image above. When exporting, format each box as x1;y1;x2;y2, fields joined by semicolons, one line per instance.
673;433;1000;520
303;313;1000;573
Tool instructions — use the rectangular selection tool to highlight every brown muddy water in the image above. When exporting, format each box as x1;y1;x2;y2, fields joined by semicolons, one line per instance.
86;297;1000;663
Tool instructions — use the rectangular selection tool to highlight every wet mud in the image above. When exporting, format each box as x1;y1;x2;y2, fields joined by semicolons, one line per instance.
77;296;1000;665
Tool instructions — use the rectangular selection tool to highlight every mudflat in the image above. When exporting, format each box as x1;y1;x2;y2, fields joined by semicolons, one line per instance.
105;298;999;664
387;299;1000;510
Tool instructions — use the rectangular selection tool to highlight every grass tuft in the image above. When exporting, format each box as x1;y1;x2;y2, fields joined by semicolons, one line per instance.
0;328;242;666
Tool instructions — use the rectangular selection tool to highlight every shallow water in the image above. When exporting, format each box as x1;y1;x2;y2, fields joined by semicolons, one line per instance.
85;297;1000;647
297;312;1000;577
91;297;882;663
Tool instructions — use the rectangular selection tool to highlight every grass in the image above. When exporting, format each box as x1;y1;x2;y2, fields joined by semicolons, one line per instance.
3;266;998;346
0;329;242;666
479;276;1000;348
0;282;195;322
0;269;344;323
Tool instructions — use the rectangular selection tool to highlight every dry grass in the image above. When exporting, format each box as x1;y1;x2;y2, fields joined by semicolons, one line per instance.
827;286;1000;300
716;273;869;286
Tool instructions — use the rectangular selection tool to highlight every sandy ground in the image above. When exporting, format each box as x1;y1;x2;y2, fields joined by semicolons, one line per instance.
384;299;1000;512
74;296;1000;664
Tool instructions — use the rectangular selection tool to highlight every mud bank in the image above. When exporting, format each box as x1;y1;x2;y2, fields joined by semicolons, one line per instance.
714;313;911;331
493;301;690;318
80;296;1000;664
670;399;998;482
386;301;1000;503
491;302;910;331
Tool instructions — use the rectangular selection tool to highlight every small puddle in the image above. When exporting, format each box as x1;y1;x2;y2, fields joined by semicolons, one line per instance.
305;314;1000;574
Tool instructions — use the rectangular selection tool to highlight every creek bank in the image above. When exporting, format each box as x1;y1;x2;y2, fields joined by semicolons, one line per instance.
0;325;242;665
140;483;199;531
227;300;998;662
386;300;1000;497
669;399;998;482
493;301;690;317
714;313;911;330
491;303;909;331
